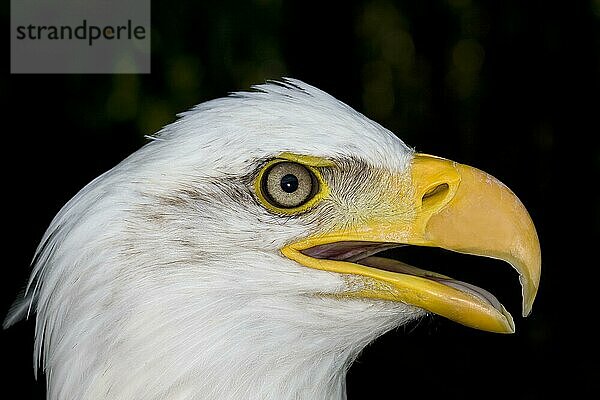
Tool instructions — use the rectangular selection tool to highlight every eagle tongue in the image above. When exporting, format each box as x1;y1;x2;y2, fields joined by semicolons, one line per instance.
358;256;506;314
428;277;505;313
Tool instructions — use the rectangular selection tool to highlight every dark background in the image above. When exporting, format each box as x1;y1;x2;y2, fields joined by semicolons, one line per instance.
2;1;599;398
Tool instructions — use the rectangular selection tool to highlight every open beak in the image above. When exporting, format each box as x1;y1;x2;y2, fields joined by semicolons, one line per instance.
281;154;541;333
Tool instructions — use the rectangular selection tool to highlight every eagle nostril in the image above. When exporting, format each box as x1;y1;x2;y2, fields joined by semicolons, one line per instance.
421;183;450;206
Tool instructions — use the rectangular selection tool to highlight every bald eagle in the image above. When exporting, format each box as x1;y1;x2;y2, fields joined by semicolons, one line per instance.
5;79;540;400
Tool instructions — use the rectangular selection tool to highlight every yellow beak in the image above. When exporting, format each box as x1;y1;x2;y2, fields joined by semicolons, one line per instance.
282;154;541;333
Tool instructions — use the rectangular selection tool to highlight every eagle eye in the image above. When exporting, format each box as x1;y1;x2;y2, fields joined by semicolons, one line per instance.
261;162;319;209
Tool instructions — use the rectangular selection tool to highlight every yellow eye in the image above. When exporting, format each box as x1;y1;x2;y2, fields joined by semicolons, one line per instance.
261;162;318;208
254;154;332;214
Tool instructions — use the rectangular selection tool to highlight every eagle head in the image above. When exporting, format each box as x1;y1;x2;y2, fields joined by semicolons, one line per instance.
6;79;540;400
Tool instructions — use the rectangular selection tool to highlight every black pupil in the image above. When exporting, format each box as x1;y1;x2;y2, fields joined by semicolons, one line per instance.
280;174;299;193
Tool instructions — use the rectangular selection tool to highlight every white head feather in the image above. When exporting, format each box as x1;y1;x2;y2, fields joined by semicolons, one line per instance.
7;79;422;400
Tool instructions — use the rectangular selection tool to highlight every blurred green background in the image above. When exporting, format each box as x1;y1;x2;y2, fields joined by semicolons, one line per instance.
3;1;599;398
